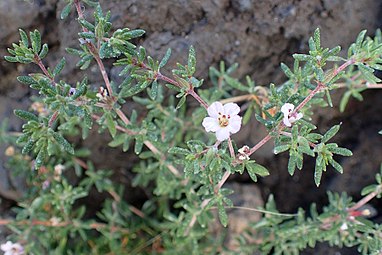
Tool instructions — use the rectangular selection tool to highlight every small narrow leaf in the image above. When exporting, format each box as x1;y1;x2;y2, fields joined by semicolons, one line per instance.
148;80;158;100
322;125;340;143
134;138;143;154
22;139;35;154
120;81;150;98
19;29;29;47
187;46;196;75
159;48;172;68
51;131;75;154
217;202;228;227
39;43;49;59
331;147;353;157
314;156;325;187
274;145;290;154
168;147;189;155
339;90;352;112
53;58;66;76
176;95;187;109
246;161;269;182
14;109;39;122
329;158;343;174
60;3;72;19
105;113;116;137
31;30;42;53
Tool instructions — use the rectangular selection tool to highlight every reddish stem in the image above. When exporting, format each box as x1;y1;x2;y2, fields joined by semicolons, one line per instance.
48;111;59;127
74;0;113;96
248;134;272;156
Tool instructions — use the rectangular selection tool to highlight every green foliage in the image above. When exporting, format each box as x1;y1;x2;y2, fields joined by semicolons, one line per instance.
2;2;382;254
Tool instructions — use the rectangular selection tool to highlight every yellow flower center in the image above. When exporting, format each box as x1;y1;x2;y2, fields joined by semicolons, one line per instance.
218;112;230;127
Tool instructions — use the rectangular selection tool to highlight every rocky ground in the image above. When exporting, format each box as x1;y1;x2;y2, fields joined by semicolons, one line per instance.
1;0;382;254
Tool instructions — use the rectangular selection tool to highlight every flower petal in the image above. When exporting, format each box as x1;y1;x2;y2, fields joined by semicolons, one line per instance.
1;241;12;251
281;103;294;115
216;128;230;141
223;102;240;116
283;116;292;127
227;115;242;134
202;117;220;132
296;112;303;120
207;102;224;118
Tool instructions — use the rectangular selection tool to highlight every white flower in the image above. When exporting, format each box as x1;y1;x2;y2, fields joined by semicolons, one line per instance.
238;145;250;160
281;103;303;127
96;87;108;101
202;102;242;141
1;241;24;255
340;222;348;231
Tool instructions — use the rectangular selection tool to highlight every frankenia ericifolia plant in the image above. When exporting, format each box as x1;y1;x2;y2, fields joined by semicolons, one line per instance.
2;0;382;254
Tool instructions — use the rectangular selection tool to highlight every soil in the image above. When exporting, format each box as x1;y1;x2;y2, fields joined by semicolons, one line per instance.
1;0;382;254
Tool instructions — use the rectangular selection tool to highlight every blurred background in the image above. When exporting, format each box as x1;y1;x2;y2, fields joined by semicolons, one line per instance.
1;0;382;254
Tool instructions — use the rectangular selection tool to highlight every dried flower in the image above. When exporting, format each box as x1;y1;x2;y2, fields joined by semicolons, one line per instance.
54;164;64;181
5;146;15;157
281;103;303;127
238;145;250;160
31;102;48;116
202;102;242;141
1;241;24;255
50;217;61;226
42;180;50;190
96;86;108;101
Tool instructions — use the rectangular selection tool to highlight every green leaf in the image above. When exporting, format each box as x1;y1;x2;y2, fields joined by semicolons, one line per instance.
148;80;158;100
53;58;66;76
242;104;253;125
224;75;248;91
187;46;196;75
176;95;187;109
134;138;143;154
322;125;340;143
314;155;325;187
355;30;367;50
30;30;42;53
14;109;39;122
217;201;228;227
293;54;312;62
280;63;293;78
159;48;172;68
4;56;19;63
35;145;47;169
313;28;321;49
120;81;150;98
361;184;378;196
168;147;189;155
78;19;95;31
19;29;29;47
17;76;35;85
60;3;72;19
273;145;290;154
358;63;381;83
331;147;353;156
325;89;333;107
39;43;49;59
22;139;35;154
51;130;75;154
105;112;116;137
78;32;95;39
339;90;352;112
329;158;343;174
288;152;297;175
246;161;269;182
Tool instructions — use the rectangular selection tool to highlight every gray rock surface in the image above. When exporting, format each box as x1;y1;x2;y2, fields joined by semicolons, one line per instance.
0;1;382;254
